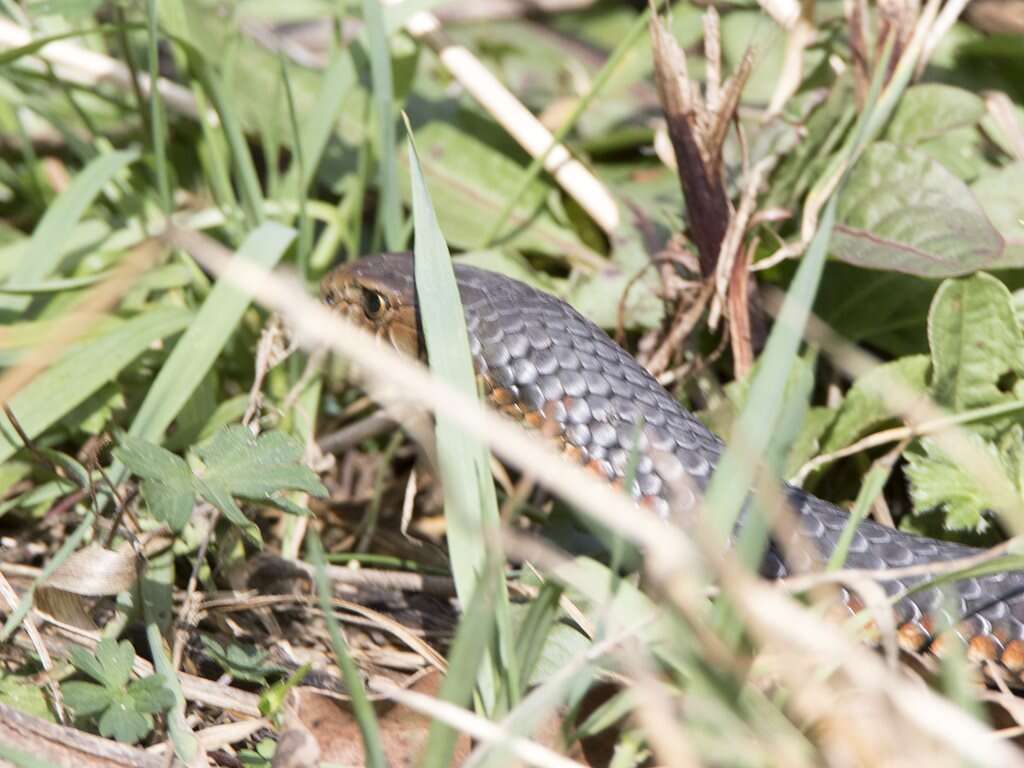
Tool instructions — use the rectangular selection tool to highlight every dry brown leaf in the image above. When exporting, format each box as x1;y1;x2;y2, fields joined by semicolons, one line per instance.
44;543;138;596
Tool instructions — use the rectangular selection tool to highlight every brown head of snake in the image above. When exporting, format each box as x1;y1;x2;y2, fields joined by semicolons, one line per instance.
322;251;1024;683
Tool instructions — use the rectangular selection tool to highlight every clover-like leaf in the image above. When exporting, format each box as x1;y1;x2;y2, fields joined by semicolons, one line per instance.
61;680;112;716
117;426;326;544
97;697;153;744
61;639;173;745
114;432;195;531
128;674;176;714
201;636;282;684
68;638;133;689
194;426;327;500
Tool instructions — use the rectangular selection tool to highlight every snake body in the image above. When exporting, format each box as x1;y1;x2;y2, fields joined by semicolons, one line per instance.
322;252;1024;678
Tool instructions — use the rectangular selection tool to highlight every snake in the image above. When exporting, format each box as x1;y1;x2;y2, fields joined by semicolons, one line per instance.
321;251;1024;680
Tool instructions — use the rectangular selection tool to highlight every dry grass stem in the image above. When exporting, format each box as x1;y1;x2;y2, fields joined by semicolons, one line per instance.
390;4;620;235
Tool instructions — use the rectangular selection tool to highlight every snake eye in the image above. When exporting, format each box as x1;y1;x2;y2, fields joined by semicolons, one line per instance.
361;288;385;319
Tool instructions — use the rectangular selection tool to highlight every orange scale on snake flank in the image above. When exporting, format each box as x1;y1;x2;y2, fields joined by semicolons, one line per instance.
1001;639;1024;672
967;634;1001;664
897;621;931;653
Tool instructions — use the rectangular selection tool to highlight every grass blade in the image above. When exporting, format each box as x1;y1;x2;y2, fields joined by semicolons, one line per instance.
0;148;139;314
363;0;404;251
307;531;387;768
0;307;192;464
127;222;294;445
406;118;517;711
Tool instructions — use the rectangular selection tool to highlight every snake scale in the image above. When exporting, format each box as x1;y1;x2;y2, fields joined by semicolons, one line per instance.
321;252;1024;680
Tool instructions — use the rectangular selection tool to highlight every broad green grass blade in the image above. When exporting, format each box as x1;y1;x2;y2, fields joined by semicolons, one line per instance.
307;531;386;768
0;148;139;313
406;124;517;711
0;307;192;463
127;222;294;444
363;0;403;251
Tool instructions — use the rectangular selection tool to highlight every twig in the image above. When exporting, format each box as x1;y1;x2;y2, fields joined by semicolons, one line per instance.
369;676;586;768
0;18;199;119
390;4;620;235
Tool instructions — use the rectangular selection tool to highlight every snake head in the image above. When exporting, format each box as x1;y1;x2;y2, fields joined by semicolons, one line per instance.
320;252;422;359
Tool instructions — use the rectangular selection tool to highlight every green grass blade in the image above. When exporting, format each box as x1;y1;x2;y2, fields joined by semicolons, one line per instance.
0;148;139;313
145;0;172;213
281;51;355;200
363;0;404;251
307;531;387;768
142;549;199;763
406;121;517;711
420;558;502;768
705;34;899;554
126;222;294;444
0;307;192;464
193;64;265;228
827;460;892;571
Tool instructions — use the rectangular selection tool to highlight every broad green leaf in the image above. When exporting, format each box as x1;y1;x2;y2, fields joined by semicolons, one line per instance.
972;162;1024;266
905;435;1013;532
140;478;195;532
812;263;935;356
68;640;119;688
831;142;1006;276
822;355;931;452
115;432;192;479
0;149;139;313
193;478;261;545
928;273;1024;414
886;84;985;145
0;307;192;464
981;101;1024;160
201;637;281;683
566;221;665;330
193;426;326;500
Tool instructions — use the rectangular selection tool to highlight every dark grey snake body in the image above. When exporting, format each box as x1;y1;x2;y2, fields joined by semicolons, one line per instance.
323;253;1024;676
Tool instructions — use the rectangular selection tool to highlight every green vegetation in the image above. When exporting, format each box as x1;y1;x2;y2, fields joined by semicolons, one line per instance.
0;0;1022;765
